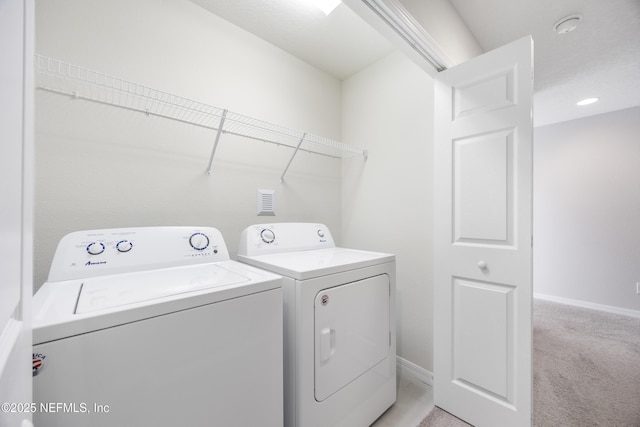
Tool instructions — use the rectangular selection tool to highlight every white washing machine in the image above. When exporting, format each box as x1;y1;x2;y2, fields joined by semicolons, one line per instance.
237;223;396;427
32;226;283;427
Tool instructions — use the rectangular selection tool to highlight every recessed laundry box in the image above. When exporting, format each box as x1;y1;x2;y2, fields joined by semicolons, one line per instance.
32;226;283;427
237;222;396;427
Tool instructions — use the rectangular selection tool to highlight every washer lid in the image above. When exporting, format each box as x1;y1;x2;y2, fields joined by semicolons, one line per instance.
238;247;394;280
75;264;249;314
33;260;282;344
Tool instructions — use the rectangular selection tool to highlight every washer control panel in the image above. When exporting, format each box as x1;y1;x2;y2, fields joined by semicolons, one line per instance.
48;226;229;282
238;223;335;257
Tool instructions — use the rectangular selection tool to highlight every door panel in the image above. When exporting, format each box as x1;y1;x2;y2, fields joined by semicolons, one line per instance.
434;36;533;427
453;278;514;402
314;274;390;402
454;129;513;244
453;67;515;119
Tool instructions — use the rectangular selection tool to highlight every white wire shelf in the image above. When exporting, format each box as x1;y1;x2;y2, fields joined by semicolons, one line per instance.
34;54;367;181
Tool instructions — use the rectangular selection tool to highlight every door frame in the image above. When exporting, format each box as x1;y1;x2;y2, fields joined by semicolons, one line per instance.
0;0;35;426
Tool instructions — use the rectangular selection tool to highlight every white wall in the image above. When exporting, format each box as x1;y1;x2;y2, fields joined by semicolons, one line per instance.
534;106;640;313
34;0;343;289
340;0;483;374
342;51;435;371
35;0;484;376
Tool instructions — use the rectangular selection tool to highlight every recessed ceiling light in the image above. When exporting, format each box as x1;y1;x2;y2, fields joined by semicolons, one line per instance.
577;97;599;106
308;0;341;15
554;14;583;34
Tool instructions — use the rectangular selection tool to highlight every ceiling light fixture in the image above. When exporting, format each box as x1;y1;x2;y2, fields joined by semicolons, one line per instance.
308;0;341;15
554;14;583;34
576;97;599;106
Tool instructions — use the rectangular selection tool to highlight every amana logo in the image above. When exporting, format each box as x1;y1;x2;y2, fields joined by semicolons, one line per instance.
85;261;107;266
33;353;46;376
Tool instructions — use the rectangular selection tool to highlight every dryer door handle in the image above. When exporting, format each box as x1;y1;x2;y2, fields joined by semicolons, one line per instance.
320;327;336;362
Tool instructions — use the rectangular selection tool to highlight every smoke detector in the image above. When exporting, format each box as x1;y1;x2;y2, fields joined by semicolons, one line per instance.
554;14;583;34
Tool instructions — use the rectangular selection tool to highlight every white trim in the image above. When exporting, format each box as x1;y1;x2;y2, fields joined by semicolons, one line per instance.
0;319;22;376
534;293;640;319
396;356;433;386
359;0;453;71
342;0;452;76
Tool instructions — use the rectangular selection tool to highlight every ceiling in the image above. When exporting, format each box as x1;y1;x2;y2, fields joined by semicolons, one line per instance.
191;0;640;127
450;0;640;126
190;0;394;80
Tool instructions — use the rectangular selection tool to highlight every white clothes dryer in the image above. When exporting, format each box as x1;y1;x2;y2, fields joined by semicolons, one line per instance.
237;223;396;427
32;226;283;427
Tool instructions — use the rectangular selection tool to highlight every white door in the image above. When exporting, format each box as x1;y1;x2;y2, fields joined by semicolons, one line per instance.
314;275;390;401
433;36;533;427
0;0;34;426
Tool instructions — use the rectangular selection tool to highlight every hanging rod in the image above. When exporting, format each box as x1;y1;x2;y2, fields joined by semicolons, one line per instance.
34;54;367;176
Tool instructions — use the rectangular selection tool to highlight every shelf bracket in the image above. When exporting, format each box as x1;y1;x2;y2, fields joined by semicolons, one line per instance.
280;133;307;183
206;109;228;175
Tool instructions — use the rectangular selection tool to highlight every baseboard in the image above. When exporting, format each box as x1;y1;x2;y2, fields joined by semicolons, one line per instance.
534;293;640;319
396;356;433;386
395;296;639;389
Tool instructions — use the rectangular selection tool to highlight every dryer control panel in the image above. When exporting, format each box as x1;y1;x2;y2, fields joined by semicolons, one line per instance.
238;223;335;257
47;226;230;282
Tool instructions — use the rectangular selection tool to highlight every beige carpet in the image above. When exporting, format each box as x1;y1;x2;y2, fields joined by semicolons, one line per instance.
417;300;640;426
417;407;470;427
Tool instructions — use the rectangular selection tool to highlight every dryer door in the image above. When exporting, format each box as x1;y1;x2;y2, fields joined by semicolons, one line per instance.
314;274;390;401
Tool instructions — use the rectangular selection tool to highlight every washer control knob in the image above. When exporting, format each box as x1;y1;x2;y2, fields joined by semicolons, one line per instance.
317;229;325;238
116;240;133;253
260;229;275;244
86;242;105;255
189;232;210;251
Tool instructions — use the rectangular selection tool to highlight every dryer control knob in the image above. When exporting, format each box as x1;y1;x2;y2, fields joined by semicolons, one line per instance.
116;240;133;253
86;242;105;255
260;229;276;244
189;232;210;251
